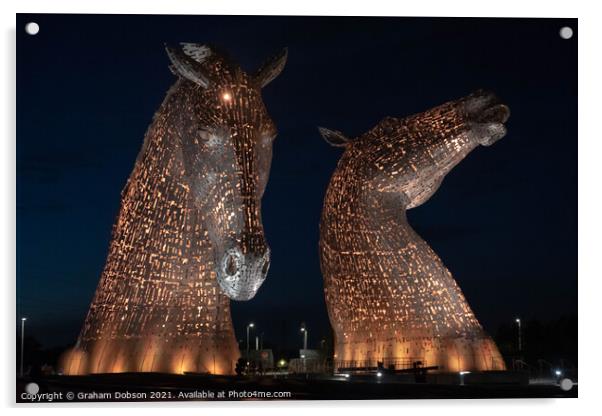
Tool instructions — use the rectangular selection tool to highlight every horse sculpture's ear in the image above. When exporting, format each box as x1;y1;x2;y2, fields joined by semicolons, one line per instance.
165;43;212;89
318;127;351;148
254;48;288;88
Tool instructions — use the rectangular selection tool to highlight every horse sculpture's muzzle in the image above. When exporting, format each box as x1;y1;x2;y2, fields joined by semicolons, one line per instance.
216;246;270;301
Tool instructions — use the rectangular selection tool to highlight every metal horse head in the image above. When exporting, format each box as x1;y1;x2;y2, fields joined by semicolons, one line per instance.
166;43;287;300
319;90;510;209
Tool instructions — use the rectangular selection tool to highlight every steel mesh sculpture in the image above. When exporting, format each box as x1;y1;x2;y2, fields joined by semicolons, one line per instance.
319;91;509;372
60;43;287;375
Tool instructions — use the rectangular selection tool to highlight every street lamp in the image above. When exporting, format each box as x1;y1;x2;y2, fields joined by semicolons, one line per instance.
515;318;522;353
300;325;308;350
20;317;27;377
459;371;471;386
246;322;255;358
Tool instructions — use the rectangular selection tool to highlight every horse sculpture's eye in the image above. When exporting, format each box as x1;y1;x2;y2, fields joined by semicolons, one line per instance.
198;128;229;147
198;129;212;141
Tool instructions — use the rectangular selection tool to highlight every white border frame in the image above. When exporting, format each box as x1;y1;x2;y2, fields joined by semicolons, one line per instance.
3;1;598;414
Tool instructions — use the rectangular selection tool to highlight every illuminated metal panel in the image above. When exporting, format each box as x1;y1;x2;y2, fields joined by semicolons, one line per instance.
60;44;287;375
319;91;509;372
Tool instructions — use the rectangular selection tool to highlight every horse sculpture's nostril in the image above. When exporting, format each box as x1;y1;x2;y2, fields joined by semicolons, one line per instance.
224;252;239;277
260;249;271;277
261;257;270;276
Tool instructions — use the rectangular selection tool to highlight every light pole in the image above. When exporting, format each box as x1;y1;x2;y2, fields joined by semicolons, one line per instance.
20;317;27;377
515;318;523;353
300;325;308;350
246;322;254;358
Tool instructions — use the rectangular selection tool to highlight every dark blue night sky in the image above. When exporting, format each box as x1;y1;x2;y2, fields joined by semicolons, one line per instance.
16;14;577;351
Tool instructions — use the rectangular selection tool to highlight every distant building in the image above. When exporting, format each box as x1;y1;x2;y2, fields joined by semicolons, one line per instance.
244;349;274;370
289;349;329;374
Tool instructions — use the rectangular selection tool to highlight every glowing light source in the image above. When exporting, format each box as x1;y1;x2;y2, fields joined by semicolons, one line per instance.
319;90;509;373
222;92;232;101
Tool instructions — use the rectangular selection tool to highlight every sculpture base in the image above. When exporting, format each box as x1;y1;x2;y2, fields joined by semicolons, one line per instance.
59;335;239;376
333;333;506;372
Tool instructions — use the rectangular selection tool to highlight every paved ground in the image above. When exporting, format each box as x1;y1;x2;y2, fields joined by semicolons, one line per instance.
16;372;577;403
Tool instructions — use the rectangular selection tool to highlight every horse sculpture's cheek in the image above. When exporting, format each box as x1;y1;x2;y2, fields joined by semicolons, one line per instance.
193;172;215;198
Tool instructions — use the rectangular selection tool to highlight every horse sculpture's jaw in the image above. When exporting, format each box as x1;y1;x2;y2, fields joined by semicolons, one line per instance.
320;91;508;372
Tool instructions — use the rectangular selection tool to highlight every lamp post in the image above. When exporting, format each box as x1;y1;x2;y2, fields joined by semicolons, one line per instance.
300;325;308;350
300;324;308;376
515;318;522;353
20;317;27;377
246;322;254;358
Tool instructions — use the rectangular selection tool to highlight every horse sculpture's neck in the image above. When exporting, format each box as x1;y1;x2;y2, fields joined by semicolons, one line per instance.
321;160;483;339
60;80;239;376
320;142;504;372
